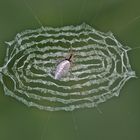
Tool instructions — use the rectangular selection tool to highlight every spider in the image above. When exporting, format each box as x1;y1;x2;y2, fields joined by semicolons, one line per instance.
54;48;74;80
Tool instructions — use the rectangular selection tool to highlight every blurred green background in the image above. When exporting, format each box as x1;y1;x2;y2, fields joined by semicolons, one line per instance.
0;0;140;140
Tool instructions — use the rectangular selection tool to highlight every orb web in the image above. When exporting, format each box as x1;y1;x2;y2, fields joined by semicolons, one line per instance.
0;23;136;111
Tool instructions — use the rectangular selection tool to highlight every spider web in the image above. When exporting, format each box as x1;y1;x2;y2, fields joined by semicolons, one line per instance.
0;23;136;111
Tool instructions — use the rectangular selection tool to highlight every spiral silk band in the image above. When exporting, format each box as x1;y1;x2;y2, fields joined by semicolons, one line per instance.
0;23;136;111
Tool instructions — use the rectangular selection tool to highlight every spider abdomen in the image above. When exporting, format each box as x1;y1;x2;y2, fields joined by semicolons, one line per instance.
55;60;71;79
